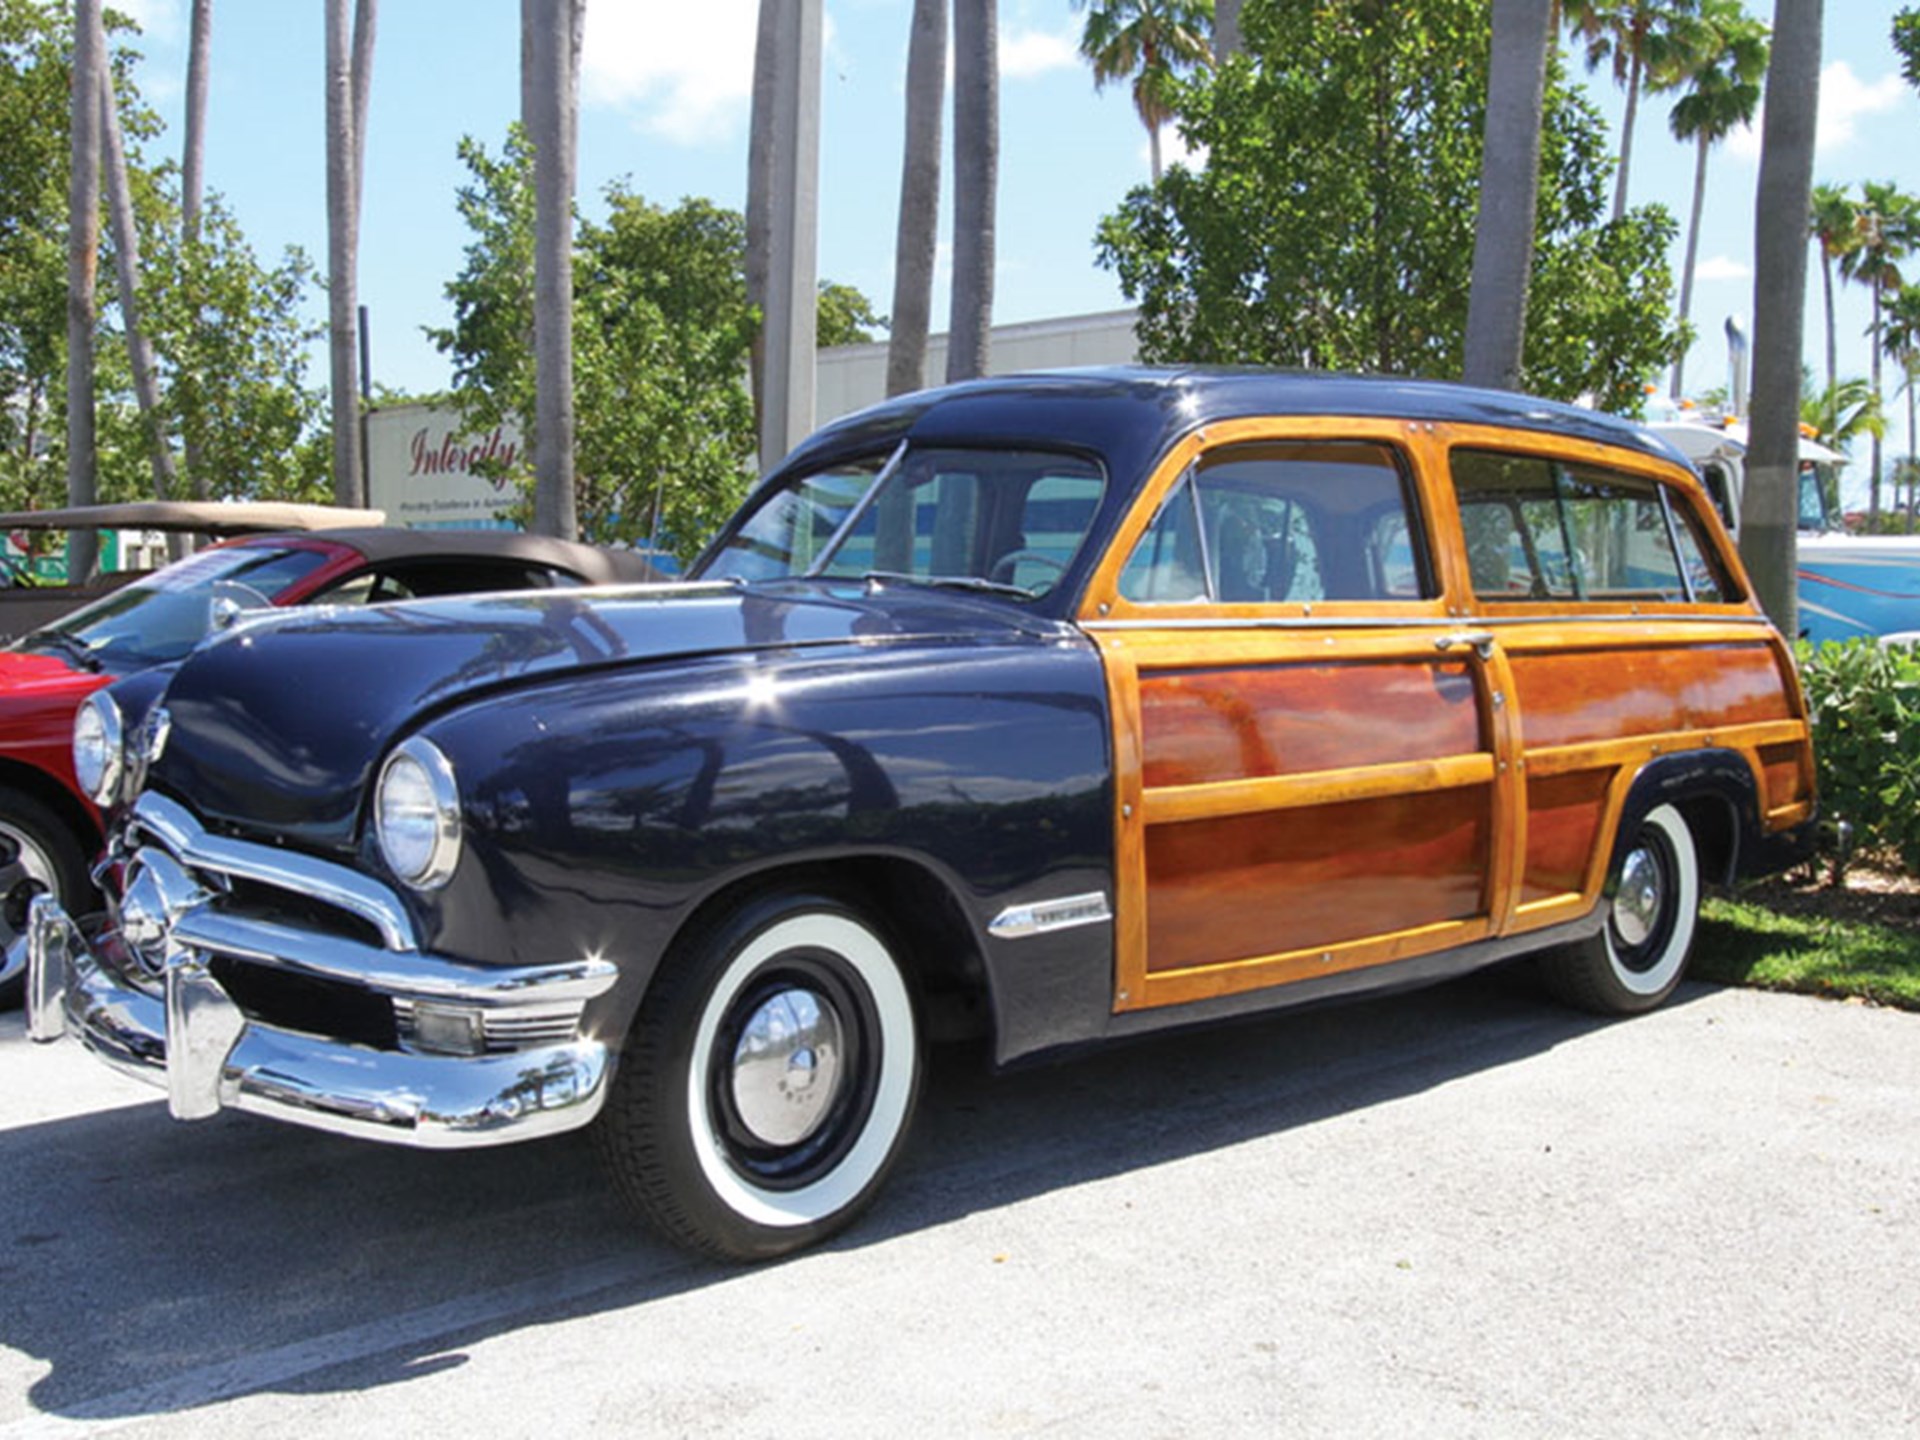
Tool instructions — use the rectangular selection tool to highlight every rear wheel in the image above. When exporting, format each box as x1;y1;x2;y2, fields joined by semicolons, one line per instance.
596;892;921;1262
1541;804;1699;1015
0;787;92;1009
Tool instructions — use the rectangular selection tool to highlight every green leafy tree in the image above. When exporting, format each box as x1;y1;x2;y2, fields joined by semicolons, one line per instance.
1095;0;1681;412
1074;0;1213;181
433;133;760;561
1895;6;1920;90
0;0;324;533
1884;283;1920;525
816;280;887;347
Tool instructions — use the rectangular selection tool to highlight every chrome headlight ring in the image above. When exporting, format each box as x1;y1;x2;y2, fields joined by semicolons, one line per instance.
374;736;463;890
73;692;125;806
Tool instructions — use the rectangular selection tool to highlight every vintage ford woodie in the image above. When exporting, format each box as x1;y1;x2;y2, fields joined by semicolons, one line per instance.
27;369;1817;1260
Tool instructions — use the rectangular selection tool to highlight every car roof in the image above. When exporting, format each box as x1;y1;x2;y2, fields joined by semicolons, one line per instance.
234;527;663;584
774;366;1687;483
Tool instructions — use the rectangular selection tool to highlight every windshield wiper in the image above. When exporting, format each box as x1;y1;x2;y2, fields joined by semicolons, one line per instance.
861;570;1037;600
18;630;101;671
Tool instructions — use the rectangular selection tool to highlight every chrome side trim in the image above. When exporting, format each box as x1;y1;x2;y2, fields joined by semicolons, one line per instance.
989;891;1113;940
167;906;619;1006
131;791;418;951
1080;612;1773;632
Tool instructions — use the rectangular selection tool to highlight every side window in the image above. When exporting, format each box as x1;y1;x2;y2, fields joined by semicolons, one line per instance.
1452;449;1733;604
1119;440;1429;605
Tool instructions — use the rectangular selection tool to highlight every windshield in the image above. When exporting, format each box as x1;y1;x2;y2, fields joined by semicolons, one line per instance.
14;543;332;668
700;446;1107;599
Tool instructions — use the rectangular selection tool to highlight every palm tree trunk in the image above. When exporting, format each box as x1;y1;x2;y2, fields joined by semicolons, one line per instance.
745;0;780;426
1872;284;1885;521
351;0;377;217
947;0;998;383
1671;129;1711;399
180;0;212;497
527;0;582;539
324;0;362;508
1611;45;1643;221
1741;0;1821;636
101;74;178;505
66;0;104;582
1821;251;1837;439
886;0;946;399
1148;118;1163;182
1215;0;1245;60
1463;0;1551;392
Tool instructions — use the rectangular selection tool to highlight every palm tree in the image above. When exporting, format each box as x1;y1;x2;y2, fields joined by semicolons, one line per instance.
1740;0;1820;634
1840;180;1920;521
180;0;212;496
1074;0;1213;182
524;0;584;538
67;0;104;581
1667;0;1768;398
101;72;177;505
323;0;366;508
1463;0;1554;392
887;0;946;398
1810;182;1860;438
1562;0;1699;220
1884;283;1920;525
947;0;998;383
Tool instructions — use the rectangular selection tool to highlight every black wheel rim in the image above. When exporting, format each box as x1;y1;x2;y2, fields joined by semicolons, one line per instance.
1610;823;1678;974
706;951;881;1191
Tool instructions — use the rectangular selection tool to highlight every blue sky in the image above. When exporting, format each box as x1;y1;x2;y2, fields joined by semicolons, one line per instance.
110;0;1920;453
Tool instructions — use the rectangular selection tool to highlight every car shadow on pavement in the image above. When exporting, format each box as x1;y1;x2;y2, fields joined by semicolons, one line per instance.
0;964;1610;1422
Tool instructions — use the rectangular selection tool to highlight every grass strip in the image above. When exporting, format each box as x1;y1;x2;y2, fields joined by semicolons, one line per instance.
1695;895;1920;1011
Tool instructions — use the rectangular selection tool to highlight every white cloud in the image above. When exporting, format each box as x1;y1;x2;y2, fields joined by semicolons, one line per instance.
1727;60;1908;161
1001;27;1079;81
581;1;760;145
1692;255;1752;283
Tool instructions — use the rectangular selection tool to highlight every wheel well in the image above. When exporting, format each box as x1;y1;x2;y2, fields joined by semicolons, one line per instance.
1674;792;1738;888
678;857;994;1046
0;758;100;864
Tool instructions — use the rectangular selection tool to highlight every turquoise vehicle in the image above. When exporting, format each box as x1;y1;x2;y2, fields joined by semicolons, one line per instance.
1652;421;1920;646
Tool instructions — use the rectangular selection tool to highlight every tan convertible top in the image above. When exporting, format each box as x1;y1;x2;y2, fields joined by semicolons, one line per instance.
0;500;388;533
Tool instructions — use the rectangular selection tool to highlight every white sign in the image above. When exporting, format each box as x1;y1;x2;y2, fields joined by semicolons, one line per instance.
367;403;524;527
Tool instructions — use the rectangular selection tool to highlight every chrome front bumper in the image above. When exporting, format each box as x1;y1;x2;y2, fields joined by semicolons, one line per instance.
26;895;617;1149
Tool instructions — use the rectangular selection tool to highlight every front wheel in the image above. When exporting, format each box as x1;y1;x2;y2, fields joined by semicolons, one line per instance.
596;893;922;1261
0;787;93;1010
1540;803;1700;1016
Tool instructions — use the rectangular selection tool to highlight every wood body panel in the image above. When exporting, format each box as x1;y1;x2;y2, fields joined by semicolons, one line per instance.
1140;661;1480;787
1144;790;1491;972
1079;415;1816;1016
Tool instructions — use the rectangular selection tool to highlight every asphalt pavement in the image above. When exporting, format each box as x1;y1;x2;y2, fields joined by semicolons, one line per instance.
3;969;1917;1437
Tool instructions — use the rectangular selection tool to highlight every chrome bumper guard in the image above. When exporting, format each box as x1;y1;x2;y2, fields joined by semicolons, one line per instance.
25;892;618;1150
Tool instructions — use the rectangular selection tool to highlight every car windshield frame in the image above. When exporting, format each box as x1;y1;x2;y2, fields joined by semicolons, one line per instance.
697;442;1110;603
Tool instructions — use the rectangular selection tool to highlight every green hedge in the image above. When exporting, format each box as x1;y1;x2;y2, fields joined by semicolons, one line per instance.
1795;638;1920;880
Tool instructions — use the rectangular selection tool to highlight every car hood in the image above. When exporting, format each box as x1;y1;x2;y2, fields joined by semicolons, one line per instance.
145;580;1076;852
0;649;95;698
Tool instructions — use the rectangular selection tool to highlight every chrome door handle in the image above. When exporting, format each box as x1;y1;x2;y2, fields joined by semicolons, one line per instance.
1434;630;1496;659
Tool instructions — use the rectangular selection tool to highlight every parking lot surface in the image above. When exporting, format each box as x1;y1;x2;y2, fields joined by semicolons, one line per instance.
4;972;1918;1437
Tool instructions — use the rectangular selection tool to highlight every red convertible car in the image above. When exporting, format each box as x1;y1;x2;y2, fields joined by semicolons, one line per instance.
0;513;657;998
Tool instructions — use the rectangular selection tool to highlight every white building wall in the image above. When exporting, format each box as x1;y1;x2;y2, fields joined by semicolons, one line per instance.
816;308;1140;424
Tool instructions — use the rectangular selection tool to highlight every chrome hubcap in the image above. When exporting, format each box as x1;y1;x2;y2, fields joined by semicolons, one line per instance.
730;987;844;1148
1613;844;1664;949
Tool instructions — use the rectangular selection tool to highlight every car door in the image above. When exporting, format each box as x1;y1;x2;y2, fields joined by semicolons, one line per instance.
1078;419;1525;1013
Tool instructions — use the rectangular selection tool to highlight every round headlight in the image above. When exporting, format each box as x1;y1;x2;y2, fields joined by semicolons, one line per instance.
73;692;125;805
375;737;462;889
